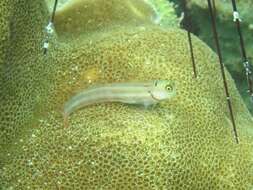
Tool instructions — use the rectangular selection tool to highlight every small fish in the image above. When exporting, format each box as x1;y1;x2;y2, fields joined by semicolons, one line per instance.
63;80;176;127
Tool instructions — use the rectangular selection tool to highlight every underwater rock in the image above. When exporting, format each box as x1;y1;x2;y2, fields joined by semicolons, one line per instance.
0;0;253;189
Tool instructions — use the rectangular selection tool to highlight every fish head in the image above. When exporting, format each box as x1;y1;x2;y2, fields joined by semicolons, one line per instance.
149;80;176;101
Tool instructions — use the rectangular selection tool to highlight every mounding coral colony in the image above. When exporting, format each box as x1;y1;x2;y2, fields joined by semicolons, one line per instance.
0;0;253;189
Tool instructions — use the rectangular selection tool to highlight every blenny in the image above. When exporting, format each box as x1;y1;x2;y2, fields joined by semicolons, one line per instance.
63;80;176;127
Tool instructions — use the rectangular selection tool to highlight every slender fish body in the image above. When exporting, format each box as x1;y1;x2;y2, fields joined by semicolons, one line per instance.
63;80;176;127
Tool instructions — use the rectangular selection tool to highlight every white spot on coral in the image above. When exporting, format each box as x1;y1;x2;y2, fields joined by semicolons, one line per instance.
27;160;33;166
145;58;151;65
78;160;83;165
71;65;79;71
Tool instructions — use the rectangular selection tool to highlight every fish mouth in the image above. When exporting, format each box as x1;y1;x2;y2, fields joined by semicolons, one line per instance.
148;91;176;101
148;91;161;101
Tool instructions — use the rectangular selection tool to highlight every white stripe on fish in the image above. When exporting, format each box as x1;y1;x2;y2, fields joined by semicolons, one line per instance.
63;80;176;127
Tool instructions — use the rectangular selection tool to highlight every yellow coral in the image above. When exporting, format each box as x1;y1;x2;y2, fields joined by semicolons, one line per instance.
0;0;253;189
54;0;158;40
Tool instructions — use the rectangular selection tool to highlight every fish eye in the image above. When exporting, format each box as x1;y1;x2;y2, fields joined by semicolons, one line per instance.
165;84;173;92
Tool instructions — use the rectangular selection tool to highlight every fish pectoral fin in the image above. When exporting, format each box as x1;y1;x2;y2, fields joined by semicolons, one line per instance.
143;100;157;109
143;103;152;109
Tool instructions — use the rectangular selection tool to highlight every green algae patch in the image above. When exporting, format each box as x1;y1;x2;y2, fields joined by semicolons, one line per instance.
145;0;180;28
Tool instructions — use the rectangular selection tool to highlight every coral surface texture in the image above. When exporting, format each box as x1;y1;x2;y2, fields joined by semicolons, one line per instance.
0;0;253;190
